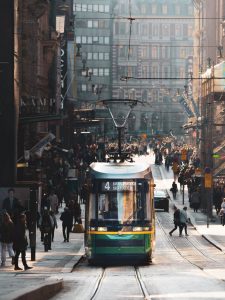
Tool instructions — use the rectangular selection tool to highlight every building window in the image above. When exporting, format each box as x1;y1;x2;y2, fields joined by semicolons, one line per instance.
162;4;168;14
93;20;98;28
99;5;104;12
99;37;104;44
104;37;109;44
82;4;87;12
162;24;169;36
93;53;98;60
140;46;148;58
142;24;148;36
93;68;98;76
81;84;87;91
88;20;93;28
99;53;104;60
152;4;157;14
175;24;181;36
119;46;126;58
152;65;158;78
142;66;148;77
141;4;147;14
152;89;158;101
76;36;81;43
175;5;180;15
152;24;158;36
93;36;98;44
81;36;87;43
120;23;127;35
88;4;92;12
74;4;81;12
179;67;185;78
142;90;148;102
87;53;92;60
163;66;169;78
104;69;109;76
105;5;109;13
180;48;186;58
99;69;104;76
87;36;92;44
152;46;158;59
188;25;193;37
93;5;98;12
99;20;107;28
104;53;109;60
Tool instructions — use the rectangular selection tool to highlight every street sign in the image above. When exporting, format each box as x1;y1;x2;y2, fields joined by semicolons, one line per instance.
204;173;212;188
212;154;220;158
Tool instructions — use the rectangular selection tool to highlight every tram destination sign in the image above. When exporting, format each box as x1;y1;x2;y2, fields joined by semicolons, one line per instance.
101;181;136;192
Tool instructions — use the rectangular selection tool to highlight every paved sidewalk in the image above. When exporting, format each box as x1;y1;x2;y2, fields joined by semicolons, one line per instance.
0;205;84;300
157;161;225;254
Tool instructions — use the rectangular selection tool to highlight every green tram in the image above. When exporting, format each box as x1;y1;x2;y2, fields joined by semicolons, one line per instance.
85;160;155;265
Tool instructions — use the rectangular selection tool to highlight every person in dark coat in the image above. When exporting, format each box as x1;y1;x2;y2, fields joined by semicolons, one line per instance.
170;181;178;199
169;206;182;236
2;188;23;220
39;208;53;249
0;212;15;267
13;213;32;271
190;189;201;212
60;207;73;242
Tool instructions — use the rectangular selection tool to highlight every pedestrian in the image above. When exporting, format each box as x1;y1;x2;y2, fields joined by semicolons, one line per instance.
170;181;178;199
2;188;23;220
13;213;32;271
49;211;58;242
48;190;59;214
39;207;53;250
213;187;222;215
220;198;225;225
60;207;73;242
179;207;189;236
0;212;15;267
74;201;82;224
169;206;182;236
190;189;201;212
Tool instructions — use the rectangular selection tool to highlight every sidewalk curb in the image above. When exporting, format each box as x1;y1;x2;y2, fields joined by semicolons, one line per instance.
4;277;63;300
61;244;85;273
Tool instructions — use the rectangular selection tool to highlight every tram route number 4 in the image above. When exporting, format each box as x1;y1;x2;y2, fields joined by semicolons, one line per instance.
102;181;136;192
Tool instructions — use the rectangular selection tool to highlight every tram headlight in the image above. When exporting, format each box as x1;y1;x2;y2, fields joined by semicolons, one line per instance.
98;227;107;232
133;226;150;232
90;227;96;231
133;226;142;232
143;227;150;231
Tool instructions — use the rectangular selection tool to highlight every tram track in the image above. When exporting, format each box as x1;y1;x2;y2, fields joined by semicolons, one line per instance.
90;267;106;300
76;260;152;300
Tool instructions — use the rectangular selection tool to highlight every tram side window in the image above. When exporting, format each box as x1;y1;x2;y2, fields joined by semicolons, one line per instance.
89;194;96;221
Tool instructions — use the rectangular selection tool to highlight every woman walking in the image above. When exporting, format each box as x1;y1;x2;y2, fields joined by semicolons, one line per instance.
0;212;15;267
13;213;32;271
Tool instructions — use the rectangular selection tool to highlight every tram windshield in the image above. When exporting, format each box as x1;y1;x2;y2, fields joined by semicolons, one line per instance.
89;180;151;227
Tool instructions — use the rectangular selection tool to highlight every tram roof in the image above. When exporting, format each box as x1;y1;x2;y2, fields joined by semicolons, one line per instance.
89;161;152;179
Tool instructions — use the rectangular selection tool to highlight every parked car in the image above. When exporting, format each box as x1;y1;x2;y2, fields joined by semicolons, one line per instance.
154;189;170;212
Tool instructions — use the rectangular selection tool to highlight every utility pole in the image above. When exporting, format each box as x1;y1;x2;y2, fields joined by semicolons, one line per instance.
0;0;17;185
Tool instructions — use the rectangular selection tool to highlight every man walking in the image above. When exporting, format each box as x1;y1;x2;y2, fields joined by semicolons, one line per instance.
169;206;181;236
180;207;189;236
